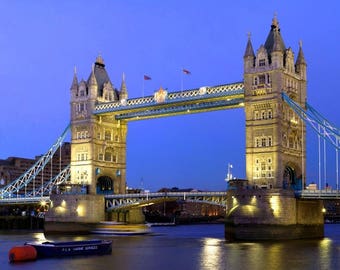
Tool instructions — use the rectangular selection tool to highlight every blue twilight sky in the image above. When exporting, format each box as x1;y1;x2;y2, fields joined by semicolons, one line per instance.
1;1;340;191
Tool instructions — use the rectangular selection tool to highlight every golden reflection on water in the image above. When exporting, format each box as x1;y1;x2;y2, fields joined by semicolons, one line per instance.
319;238;332;270
199;237;336;270
200;237;223;270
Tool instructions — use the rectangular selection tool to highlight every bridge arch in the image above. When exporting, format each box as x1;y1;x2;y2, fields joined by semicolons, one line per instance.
96;176;114;194
283;163;302;190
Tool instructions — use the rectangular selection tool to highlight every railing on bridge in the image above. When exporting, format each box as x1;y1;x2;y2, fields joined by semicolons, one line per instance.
94;82;245;120
296;190;340;199
0;196;50;205
104;191;228;210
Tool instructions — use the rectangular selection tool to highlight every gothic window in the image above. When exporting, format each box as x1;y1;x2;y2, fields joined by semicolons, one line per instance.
259;59;265;66
289;137;294;148
268;110;272;119
266;74;271;84
259;75;266;85
98;153;104;161
282;134;287;147
80;89;85;97
254;77;258;85
105;152;112;162
114;134;119;142
254;111;259;120
105;130;112;141
268;137;272;146
77;152;88;161
261;138;266;147
261;111;266;119
255;138;260;147
268;158;272;163
104;147;117;162
78;103;85;112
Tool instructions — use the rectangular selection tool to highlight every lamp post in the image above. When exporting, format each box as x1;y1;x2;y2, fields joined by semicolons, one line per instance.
225;163;233;190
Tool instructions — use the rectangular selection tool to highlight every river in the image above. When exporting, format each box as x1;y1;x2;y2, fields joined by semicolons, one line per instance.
0;223;340;270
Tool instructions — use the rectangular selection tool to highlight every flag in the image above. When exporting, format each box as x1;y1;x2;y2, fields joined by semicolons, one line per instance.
144;75;151;80
183;69;191;75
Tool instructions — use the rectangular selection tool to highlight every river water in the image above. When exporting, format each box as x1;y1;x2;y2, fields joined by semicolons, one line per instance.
0;223;340;270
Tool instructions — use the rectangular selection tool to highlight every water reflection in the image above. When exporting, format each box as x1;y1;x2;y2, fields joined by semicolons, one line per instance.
1;225;340;270
319;238;332;270
200;238;223;270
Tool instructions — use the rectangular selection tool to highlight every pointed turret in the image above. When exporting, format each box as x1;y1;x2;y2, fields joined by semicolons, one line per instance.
70;66;79;90
244;33;255;72
296;41;307;80
88;64;98;86
264;15;286;54
244;33;255;58
70;66;79;99
296;41;306;65
119;72;128;100
88;64;98;99
95;54;105;67
264;15;286;68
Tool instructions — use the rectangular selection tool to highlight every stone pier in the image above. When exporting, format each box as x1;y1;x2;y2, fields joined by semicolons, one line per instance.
44;194;145;234
225;189;324;241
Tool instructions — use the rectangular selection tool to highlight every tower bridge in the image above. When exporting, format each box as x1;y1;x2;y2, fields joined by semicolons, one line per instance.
1;16;340;240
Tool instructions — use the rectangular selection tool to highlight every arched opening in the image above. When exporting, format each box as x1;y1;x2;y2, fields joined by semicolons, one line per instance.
96;176;114;195
283;166;297;190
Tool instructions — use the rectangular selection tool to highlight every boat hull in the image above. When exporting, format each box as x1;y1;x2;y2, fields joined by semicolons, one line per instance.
91;222;151;235
25;240;112;258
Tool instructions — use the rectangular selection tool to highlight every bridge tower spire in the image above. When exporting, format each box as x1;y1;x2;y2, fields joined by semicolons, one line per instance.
70;55;127;195
244;16;307;189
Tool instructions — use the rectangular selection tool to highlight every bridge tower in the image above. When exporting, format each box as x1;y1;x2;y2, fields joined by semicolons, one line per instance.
70;56;127;195
244;16;307;190
224;16;323;242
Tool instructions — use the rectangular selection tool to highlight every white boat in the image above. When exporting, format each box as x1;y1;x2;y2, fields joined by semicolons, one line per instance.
91;222;151;235
146;222;176;227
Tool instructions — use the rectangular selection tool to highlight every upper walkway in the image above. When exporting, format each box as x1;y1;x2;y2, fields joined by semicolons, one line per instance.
94;82;244;120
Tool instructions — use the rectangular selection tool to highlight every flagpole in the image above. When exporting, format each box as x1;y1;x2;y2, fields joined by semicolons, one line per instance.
142;76;145;98
181;67;183;91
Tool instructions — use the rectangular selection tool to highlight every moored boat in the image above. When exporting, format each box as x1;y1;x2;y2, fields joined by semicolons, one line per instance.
25;239;112;258
91;221;151;235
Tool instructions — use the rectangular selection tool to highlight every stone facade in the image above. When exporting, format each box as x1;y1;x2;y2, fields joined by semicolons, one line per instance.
70;56;127;195
44;194;105;234
244;16;307;189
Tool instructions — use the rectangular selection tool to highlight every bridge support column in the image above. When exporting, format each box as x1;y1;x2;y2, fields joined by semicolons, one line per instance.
44;194;105;234
225;189;324;241
109;210;128;223
126;208;145;224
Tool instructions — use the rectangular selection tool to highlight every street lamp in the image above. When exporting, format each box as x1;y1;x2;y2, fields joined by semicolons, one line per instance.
225;163;233;182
